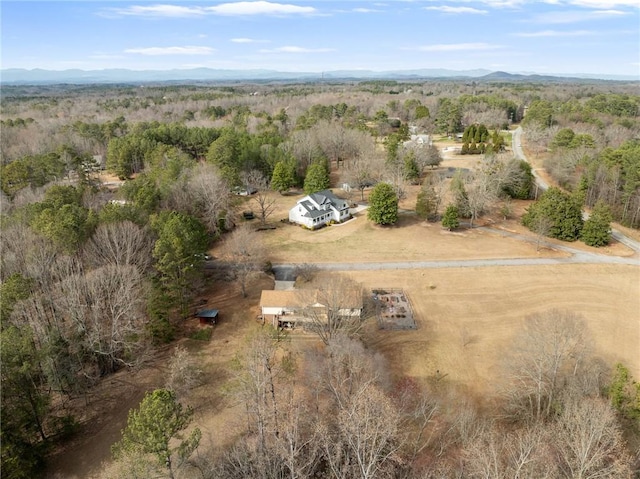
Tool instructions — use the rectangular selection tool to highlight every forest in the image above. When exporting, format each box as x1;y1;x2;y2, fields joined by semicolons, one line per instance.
1;78;639;478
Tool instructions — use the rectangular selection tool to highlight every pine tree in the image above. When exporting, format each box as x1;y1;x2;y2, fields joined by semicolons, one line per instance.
582;201;612;247
442;204;459;230
112;389;201;479
303;161;330;194
367;183;398;225
522;187;583;241
271;161;294;193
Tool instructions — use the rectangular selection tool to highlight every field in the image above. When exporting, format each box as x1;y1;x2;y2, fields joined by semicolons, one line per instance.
48;152;640;479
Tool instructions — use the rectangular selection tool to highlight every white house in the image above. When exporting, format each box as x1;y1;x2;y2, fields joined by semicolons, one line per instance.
289;190;350;229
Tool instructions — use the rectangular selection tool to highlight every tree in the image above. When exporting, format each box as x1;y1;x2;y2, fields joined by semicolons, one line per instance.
450;170;470;218
522;187;584;242
299;274;364;345
246;172;277;225
608;363;640;422
112;389;201;479
0;273;33;322
582;201;612;247
309;335;399;479
271;160;295;194
168;162;231;236
403;153;420;184
29;186;97;252
530;214;553;251
441;204;460;231
166;346;203;400
421;144;442;170
225;330;312;478
152;212;209;317
554;397;632;478
1;326;50;479
83;221;153;273
501;159;534;200
501;309;590;422
367;183;398;225
222;225;266;297
303;161;330;194
106;135;156;179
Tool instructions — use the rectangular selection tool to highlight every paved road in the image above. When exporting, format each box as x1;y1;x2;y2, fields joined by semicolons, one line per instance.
512;127;640;253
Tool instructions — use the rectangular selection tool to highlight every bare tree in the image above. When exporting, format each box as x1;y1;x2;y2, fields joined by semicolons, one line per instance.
226;329;315;479
464;423;550;479
83;220;153;273
55;264;148;374
298;274;365;345
170;163;231;235
344;153;384;201
247;171;277;225
222;225;266;297
337;384;400;479
166;345;203;400
501;309;590;422
553;396;632;478
309;335;398;479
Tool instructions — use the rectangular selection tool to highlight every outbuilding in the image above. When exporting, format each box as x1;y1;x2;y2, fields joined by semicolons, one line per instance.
195;309;219;325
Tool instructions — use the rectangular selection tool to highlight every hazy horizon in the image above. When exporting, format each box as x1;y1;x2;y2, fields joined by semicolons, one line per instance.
1;1;639;79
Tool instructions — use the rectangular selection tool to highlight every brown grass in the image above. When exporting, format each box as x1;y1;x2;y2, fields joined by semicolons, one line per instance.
48;143;640;478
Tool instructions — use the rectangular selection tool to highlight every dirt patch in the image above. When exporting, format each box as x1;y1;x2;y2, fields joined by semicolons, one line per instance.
372;288;416;330
45;274;272;479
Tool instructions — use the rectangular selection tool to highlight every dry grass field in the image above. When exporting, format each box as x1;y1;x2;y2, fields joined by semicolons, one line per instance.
49;147;639;479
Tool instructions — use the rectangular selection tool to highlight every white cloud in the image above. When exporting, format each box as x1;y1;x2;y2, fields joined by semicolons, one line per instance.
206;1;316;15
414;42;502;52
109;2;316;18
425;6;488;14
568;0;640;7
430;0;638;8
111;5;206;17
259;46;335;53
533;8;630;23
231;38;269;43
125;46;215;55
515;29;594;36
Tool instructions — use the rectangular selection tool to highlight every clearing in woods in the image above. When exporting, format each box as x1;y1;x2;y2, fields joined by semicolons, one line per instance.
48;155;639;478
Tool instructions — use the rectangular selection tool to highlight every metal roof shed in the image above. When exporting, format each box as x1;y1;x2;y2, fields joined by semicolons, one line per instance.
195;309;219;325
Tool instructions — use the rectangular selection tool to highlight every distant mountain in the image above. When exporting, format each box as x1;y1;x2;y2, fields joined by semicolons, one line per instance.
0;67;637;84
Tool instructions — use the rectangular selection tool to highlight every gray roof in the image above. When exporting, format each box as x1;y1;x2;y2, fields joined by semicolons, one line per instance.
307;190;348;209
196;309;219;318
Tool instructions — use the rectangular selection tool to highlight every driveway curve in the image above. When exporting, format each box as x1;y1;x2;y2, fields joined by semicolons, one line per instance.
512;127;640;254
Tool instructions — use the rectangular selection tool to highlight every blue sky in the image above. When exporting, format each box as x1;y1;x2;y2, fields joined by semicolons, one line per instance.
1;0;639;77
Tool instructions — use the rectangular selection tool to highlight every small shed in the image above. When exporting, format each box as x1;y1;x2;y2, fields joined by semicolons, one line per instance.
195;309;219;325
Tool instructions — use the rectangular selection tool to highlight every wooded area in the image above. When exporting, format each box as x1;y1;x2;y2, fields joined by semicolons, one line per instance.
1;78;639;478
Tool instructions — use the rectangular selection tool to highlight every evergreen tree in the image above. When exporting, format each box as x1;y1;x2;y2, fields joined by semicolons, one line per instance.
403;153;420;184
367;183;398;225
450;170;470;217
581;201;612;247
442;204;460;230
416;184;438;221
271;161;295;193
112;389;201;479
522;187;583;241
303;161;330;194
